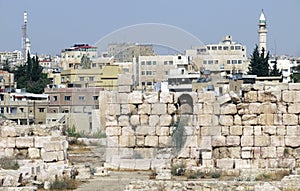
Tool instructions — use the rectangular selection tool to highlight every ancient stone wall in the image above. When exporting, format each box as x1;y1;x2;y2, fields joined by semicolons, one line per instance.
101;82;300;171
0;120;68;187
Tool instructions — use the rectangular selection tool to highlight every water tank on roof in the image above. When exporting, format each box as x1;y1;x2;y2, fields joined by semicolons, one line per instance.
207;84;214;91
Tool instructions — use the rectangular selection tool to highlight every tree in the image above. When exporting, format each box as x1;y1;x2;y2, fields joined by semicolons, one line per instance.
248;45;270;76
2;59;11;72
13;52;49;94
270;58;282;76
291;65;300;82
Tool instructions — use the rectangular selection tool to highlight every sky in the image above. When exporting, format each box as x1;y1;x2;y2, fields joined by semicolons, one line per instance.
0;0;299;56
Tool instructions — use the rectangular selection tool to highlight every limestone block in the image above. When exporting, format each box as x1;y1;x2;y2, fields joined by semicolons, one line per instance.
260;102;277;114
288;83;300;90
105;115;118;126
34;136;51;148
258;90;281;102
254;126;262;135
177;147;190;158
217;93;231;105
253;147;261;159
2;170;20;187
202;159;214;167
159;115;172;126
241;148;253;159
248;103;261;114
283;114;298;125
277;102;287;113
145;136;158;147
277;126;286;136
159;92;173;103
201;126;221;136
219;115;233;126
202;102;214;114
119;148;134;159
184;126;197;136
143;92;158;103
216;159;234;169
152;104;167;115
198;91;216;103
235;159;251;169
199;136;212;150
140;115;148;125
230;126;243;136
254;136;270;147
252;83;264;91
1;126;17;137
265;83;288;91
229;91;241;104
138;103;151;114
285;136;300;147
4;148;14;157
28;148;40;159
106;126;121;136
220;104;237;114
280;159;296;169
263;126;276;135
57;151;65;161
41;149;58;162
243;126;253;135
101;91;117;104
156;168;172;179
261;147;276;158
158;136;172;147
226;136;240;146
128;91;143;104
136;136;145;146
237;103;249;115
118;85;132;93
273;114;283;125
118;115;130;126
282;90;300;103
106;136;119;147
117;93;129;104
184;135;198;147
121;104;136;114
167;104;177;114
149;115;160;127
258;114;274;125
0;137;15;148
213;102;221;115
105;147;119;162
242;115;257;125
130;115;140;126
136;126;155;136
197;115;213;126
118;74;133;86
105;104;120;115
241;136;253;147
288;103;300;114
135;159;151;170
156;126;170;136
234;114;242;125
16;137;34;148
244;91;257;103
119;159;135;169
43;141;64;151
286;126;300;136
212;136;226;147
221;126;229;136
270;136;285;147
119;135;136;147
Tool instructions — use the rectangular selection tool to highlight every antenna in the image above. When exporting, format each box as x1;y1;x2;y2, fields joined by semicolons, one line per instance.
22;11;30;62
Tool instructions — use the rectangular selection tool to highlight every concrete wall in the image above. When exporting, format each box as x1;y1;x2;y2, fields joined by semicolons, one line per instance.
101;82;300;171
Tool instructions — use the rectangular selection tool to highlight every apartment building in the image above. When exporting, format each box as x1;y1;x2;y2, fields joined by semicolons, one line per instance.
0;70;15;92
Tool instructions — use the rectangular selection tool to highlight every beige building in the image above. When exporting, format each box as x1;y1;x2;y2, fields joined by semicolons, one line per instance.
0;90;48;125
0;70;15;92
186;36;248;76
134;55;189;90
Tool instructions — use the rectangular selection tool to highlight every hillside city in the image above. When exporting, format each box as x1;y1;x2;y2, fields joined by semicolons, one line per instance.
1;10;300;190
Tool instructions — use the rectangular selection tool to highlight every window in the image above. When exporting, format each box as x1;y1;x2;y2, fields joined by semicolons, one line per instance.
89;77;94;81
153;71;156;75
79;77;84;81
146;61;151;65
92;63;96;67
203;60;207;65
223;46;228;50
19;108;24;113
165;71;169;75
61;77;65;82
152;61;157;65
65;96;71;101
141;82;145;86
53;96;58;101
232;60;237;64
39;108;45;113
123;68;129;73
207;46;211;50
93;96;99;101
227;60;231;64
231;46;235;50
141;61;145;65
218;46;222;50
208;60;213;64
141;71;145;75
215;60;219;64
212;46;217;50
238;60;242;64
235;46;241;50
146;71;152;75
147;82;152;85
169;61;173;65
79;96;85;101
164;61;168;65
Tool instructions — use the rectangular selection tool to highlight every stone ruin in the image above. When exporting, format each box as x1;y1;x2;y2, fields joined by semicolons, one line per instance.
100;76;300;178
0;120;69;189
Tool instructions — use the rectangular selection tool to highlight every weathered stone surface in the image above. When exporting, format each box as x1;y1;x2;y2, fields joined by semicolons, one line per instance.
151;104;167;115
118;85;132;93
28;148;40;159
254;136;270;146
270;136;285;147
230;126;243;136
35;136;51;148
156;126;170;136
136;136;145;146
105;104;120;115
41;149;58;162
167;104;177;114
263;126;276;135
248;103;261;114
220;104;237;114
229;91;241;104
198;91;215;103
226;136;240;146
118;115;130;126
106;136;119;147
138;104;151;114
106;126;121;136
159;92;173;103
199;136;212;150
217;93;231;105
243;126;253;135
216;159;234;169
219;115;233;126
149;115;160;126
105;115;118;126
242;115;257;125
16;137;34;148
197;115;213;126
119;135;136;147
244;91;257;103
128;91;143;104
288;83;300;90
282;90;300;103
285;136;300;147
212;136;226;147
283;114;298;125
261;147;276;158
288;103;300;114
277;126;286;135
117;93;129;104
1;126;17;137
118;74;133;86
201;126;221;136
145;136;158;147
258;90;281;102
136;126;155;136
135;159;151;170
140;115;148;125
258;114;274;125
159;115;172;126
130;115;140;126
143;92;158;103
286;126;300;136
241;136;253;147
121;104;136;114
158;136;172;147
43;141;65;151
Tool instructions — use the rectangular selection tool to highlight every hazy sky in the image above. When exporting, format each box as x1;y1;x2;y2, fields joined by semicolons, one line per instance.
0;0;299;56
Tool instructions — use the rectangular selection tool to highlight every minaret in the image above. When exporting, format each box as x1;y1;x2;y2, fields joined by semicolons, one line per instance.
258;10;267;54
22;11;31;62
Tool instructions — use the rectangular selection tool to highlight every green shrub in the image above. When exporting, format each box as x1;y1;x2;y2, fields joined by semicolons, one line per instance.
67;125;82;138
50;176;77;190
171;163;186;176
210;172;221;179
0;157;19;170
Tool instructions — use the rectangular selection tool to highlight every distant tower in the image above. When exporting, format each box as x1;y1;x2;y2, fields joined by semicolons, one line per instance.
258;10;267;54
22;11;31;62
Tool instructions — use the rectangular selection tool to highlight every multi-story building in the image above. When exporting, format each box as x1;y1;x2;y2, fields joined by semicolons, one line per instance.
60;44;98;70
44;87;103;133
107;43;155;62
0;89;48;125
185;36;248;76
133;55;189;90
0;50;23;66
0;70;15;92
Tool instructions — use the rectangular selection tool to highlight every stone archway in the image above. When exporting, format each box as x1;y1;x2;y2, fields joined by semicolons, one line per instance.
178;94;193;114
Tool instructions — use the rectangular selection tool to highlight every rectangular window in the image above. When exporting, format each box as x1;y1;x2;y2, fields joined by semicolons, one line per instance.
61;77;64;82
165;71;169;75
53;96;58;102
218;46;222;50
141;71;145;75
208;60;213;64
212;46;217;50
203;60;207;65
231;46;235;50
152;71;156;75
93;96;99;101
169;61;173;65
79;77;84;81
65;96;71;101
235;46;241;50
164;61;168;65
79;96;85;101
146;61;151;65
152;61;157;65
146;71;152;75
232;60;237;64
207;46;211;50
238;60;242;64
39;108;45;113
89;77;94;81
227;60;231;64
141;61;145;65
69;63;73;68
215;60;219;64
92;63;96;67
146;82;152;85
223;46;228;50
